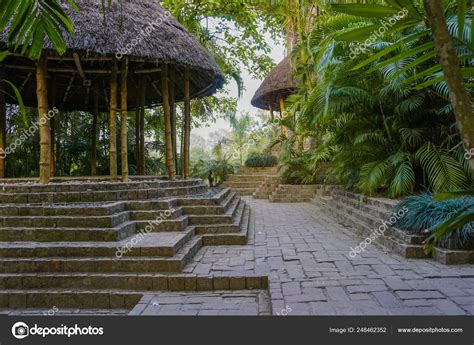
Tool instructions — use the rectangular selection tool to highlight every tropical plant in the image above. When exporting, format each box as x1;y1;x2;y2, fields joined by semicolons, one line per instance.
423;190;474;253
191;157;234;187
245;155;278;167
391;192;474;250
278;0;472;197
0;0;78;60
327;0;474;174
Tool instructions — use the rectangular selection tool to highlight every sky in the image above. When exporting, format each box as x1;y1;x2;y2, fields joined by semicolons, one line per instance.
193;37;285;142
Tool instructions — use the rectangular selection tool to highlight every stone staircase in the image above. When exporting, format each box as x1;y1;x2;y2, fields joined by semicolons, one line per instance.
311;185;430;259
0;178;266;311
220;167;278;197
269;184;317;203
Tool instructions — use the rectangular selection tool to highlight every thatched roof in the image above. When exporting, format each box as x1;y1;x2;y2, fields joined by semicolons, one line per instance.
0;0;224;112
251;56;299;111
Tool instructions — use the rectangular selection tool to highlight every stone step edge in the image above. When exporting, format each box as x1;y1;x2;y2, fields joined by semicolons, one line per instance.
311;198;427;259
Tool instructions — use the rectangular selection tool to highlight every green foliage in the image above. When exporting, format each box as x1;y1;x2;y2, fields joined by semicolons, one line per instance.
191;157;234;187
0;0;78;60
391;193;474;250
245;155;278;167
277;0;473;197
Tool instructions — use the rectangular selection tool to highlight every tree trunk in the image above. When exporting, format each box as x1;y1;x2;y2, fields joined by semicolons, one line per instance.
169;69;178;175
120;58;129;182
139;77;146;175
109;57;118;181
183;66;191;179
0;68;6;178
36;56;51;184
91;80;99;176
162;64;176;181
424;0;474;174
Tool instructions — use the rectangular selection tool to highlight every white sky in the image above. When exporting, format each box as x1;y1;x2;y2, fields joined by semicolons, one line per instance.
193;38;285;141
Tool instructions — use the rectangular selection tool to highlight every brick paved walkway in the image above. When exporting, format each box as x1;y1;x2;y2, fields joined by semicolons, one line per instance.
181;198;474;315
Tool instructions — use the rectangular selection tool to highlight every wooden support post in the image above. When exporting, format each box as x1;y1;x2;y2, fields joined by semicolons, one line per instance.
183;66;191;179
134;109;140;174
162;64;176;181
36;56;51;184
279;98;287;137
49;76;57;177
91;80;99;176
0;68;5;178
139;78;145;175
169;69;178;175
269;102;274;122
109;57;118;181
120;58;129;182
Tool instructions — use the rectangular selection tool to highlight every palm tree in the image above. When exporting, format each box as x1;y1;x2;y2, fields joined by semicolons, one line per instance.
228;112;254;165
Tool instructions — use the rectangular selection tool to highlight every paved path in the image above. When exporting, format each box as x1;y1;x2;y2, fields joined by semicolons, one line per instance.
181;198;474;315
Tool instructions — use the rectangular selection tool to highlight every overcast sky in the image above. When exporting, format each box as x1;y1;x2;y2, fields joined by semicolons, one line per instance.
193;38;285;142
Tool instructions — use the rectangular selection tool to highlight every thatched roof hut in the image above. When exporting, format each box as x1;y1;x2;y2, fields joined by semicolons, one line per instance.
0;0;224;111
251;56;299;112
0;0;224;182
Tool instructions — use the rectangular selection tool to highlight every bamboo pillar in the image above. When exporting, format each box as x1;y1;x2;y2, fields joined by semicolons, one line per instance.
120;58;129;182
0;68;6;178
109;57;118;181
169;69;178;175
269;102;274;122
134;109;140;174
139;77;145;175
279;98;287;136
183;66;191;179
162;64;176;181
49;76;56;177
91;80;99;176
36;56;51;184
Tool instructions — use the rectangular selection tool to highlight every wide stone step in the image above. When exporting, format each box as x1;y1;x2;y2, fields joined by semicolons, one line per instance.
0;178;203;193
0;236;202;273
0;230;195;258
176;188;231;206
129;208;183;220
221;182;263;188
0;273;268;292
187;214;233;225
125;200;177;211
134;216;188;232
0;202;125;217
231;188;256;196
0;289;143;309
0;221;136;242
0;211;131;228
201;204;250;245
0;185;208;204
180;192;234;216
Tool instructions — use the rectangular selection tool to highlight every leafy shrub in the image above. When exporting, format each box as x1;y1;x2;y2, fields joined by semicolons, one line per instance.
191;158;234;187
391;193;474;249
279;153;318;185
245;155;278;167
